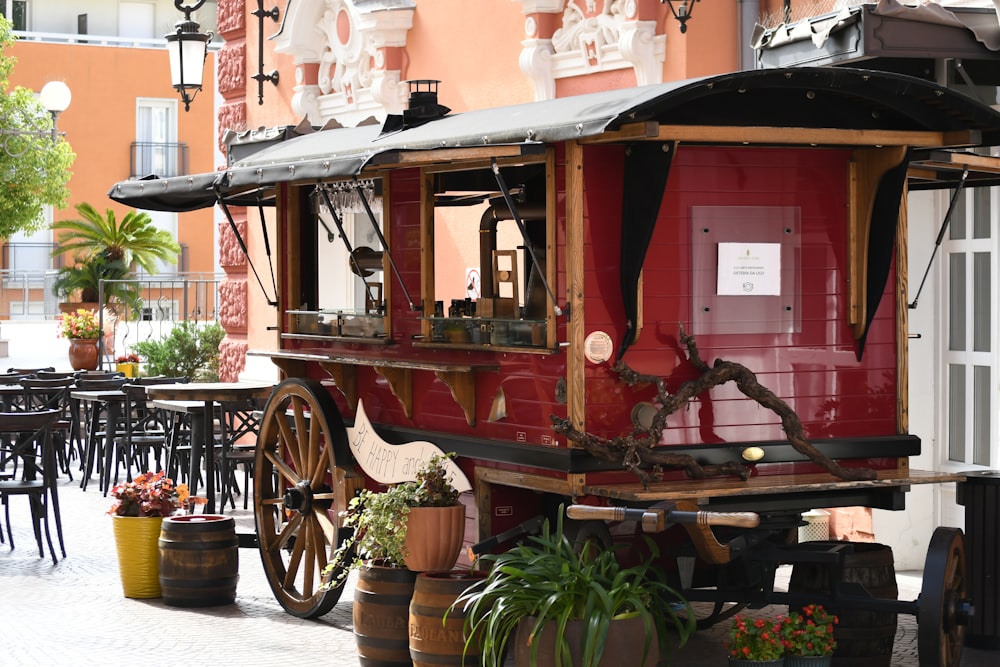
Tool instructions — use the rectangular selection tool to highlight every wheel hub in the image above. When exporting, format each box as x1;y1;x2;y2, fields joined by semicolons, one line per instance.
282;480;314;515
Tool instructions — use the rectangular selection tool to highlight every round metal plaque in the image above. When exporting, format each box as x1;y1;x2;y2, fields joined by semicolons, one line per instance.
584;331;613;364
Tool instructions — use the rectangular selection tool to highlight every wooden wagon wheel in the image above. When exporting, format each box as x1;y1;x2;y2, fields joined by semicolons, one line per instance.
254;378;358;619
918;527;970;667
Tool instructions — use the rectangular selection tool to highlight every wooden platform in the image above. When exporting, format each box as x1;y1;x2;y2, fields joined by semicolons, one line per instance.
584;468;965;502
476;466;965;516
249;348;498;426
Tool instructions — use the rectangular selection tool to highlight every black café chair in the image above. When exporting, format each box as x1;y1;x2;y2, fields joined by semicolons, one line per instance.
0;410;64;563
218;398;264;511
74;377;129;492
113;382;180;483
7;367;55;375
20;377;77;481
0;373;32;412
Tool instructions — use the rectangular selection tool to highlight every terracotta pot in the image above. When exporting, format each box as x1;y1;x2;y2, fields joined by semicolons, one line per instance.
403;504;466;572
68;337;100;371
58;301;99;314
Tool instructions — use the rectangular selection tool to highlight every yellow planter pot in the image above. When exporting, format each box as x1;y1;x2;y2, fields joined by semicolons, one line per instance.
115;362;139;378
112;515;163;598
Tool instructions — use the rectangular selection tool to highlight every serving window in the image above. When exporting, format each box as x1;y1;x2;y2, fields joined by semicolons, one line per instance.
419;152;557;352
283;178;389;343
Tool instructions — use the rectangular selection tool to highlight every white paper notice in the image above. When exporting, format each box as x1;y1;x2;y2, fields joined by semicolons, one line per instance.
716;242;781;296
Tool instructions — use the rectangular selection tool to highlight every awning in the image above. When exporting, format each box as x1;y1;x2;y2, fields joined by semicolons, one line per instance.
108;65;1000;212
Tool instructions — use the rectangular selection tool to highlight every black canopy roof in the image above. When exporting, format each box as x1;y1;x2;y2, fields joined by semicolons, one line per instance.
109;66;1000;212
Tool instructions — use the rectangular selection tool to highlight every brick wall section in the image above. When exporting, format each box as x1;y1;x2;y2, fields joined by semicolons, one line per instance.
216;0;250;381
217;0;246;35
219;219;248;268
219;279;249;332
217;45;247;96
219;339;249;380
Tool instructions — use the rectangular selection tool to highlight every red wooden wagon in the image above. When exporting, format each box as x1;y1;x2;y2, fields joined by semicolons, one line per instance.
111;67;1000;666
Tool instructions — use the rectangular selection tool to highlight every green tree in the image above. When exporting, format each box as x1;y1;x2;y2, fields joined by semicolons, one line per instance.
0;17;75;238
51;202;181;273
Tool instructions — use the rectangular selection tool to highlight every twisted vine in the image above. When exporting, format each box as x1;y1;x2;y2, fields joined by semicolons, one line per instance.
551;326;877;485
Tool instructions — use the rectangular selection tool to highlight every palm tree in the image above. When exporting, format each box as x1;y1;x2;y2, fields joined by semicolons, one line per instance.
51;202;180;273
51;254;140;312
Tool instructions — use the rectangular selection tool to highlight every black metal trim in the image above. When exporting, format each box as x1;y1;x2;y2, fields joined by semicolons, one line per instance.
371;423;920;474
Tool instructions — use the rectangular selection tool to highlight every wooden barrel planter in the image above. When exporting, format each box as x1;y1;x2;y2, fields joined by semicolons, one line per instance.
409;570;487;667
789;542;898;667
354;564;418;667
158;514;239;607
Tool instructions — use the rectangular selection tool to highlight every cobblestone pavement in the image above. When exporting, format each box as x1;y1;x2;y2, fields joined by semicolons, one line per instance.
3;476;997;666
0;325;998;665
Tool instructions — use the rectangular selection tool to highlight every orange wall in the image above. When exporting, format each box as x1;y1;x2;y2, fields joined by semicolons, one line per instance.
7;40;216;274
244;1;742;131
661;2;740;82
244;0;532;131
405;0;534;114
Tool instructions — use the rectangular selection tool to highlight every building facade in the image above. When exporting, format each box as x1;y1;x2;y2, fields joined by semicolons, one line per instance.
3;0;218;318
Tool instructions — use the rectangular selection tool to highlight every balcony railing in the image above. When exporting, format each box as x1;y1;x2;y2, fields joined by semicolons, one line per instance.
131;142;190;179
0;270;219;320
1;244;60;284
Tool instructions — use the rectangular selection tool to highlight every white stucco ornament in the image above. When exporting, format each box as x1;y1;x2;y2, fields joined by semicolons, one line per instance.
272;0;414;127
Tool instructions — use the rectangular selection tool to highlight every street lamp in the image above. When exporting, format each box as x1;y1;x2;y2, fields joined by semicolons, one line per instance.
0;80;72;157
166;0;213;112
38;81;72;142
663;0;700;34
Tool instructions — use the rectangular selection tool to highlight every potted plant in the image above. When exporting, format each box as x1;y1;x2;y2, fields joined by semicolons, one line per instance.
51;202;181;274
323;453;467;666
52;254;140;314
107;471;204;598
131;320;226;381
58;307;102;370
51;203;181;345
453;509;694;667
325;453;466;580
115;353;141;378
727;615;785;667
780;605;837;667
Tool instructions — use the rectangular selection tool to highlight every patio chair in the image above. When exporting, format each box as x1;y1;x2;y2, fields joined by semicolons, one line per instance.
0;410;64;563
20;377;77;481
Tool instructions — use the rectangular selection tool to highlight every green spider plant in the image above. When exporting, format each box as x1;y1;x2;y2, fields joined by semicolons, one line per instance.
452;507;695;666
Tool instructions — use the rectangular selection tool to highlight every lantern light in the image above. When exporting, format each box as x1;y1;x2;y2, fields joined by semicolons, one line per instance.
663;0;700;34
166;0;213;112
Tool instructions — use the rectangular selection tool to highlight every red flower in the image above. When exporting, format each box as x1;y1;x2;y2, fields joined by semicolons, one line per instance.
780;605;838;657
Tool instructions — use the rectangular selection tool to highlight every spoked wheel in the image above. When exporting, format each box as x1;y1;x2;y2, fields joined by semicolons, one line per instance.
918;526;970;667
254;378;359;618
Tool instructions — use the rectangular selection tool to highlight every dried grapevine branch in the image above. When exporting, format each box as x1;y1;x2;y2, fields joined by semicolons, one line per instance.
552;326;877;484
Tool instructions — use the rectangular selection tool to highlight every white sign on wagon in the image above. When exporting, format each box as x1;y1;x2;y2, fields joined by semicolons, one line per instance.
716;242;781;296
346;399;472;492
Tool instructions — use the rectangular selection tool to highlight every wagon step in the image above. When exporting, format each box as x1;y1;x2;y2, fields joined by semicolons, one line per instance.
566;502;759;532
